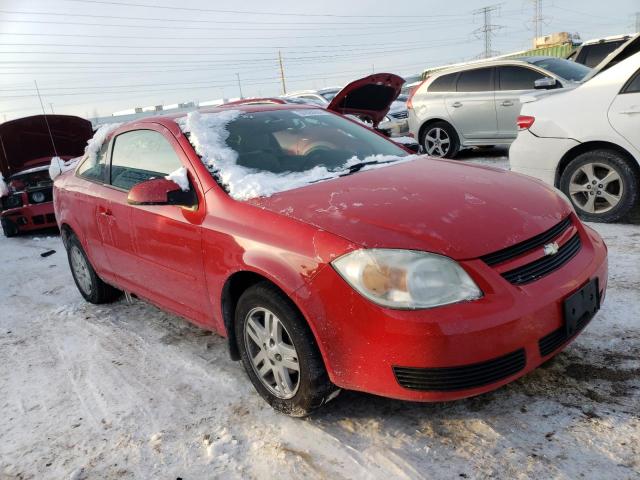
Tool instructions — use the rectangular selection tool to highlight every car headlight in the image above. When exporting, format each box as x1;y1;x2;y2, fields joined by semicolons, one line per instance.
5;194;23;209
30;191;46;203
332;249;482;309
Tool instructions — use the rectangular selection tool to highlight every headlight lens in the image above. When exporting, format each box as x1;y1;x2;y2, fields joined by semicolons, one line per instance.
332;249;482;309
31;191;46;203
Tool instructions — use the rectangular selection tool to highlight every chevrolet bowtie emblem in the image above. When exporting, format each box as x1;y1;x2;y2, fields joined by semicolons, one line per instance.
543;242;560;256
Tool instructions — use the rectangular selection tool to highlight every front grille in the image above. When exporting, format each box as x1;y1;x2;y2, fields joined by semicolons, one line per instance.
393;348;526;392
502;234;581;285
481;217;572;266
539;313;593;357
389;111;409;119
46;213;56;223
32;215;45;225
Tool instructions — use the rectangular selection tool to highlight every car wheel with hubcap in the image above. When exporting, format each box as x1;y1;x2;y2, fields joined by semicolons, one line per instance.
235;281;337;416
421;121;460;159
66;233;122;304
560;149;638;223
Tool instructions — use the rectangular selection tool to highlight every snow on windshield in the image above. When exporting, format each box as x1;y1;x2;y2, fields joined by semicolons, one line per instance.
0;172;9;197
179;110;417;201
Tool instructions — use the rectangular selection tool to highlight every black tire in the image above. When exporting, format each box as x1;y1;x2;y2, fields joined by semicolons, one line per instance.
1;218;19;237
420;121;460;159
559;149;639;223
235;281;337;417
66;233;122;304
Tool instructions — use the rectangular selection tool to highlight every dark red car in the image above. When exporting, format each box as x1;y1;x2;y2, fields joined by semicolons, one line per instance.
54;99;607;416
0;115;93;237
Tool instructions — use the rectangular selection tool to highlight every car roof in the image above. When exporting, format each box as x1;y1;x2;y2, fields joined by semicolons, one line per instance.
428;56;555;77
285;87;341;97
112;103;322;131
580;33;635;45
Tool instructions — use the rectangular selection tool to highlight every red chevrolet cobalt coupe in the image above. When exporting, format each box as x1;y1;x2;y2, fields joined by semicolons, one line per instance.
54;102;607;416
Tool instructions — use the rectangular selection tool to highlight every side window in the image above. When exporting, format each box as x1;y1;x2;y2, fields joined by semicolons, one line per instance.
110;129;182;191
428;73;457;92
498;66;546;91
456;68;493;92
622;69;640;94
77;141;109;182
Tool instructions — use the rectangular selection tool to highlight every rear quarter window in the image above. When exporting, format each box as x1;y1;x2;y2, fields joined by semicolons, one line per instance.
622;69;640;94
428;73;457;92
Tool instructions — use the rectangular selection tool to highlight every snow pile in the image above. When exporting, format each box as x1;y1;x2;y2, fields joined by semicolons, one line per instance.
49;123;122;180
0;172;8;197
179;111;417;201
392;136;419;145
49;156;77;180
165;166;190;191
84;123;121;167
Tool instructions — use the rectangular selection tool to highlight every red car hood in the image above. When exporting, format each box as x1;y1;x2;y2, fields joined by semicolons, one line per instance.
249;158;573;260
0;115;93;177
326;73;404;127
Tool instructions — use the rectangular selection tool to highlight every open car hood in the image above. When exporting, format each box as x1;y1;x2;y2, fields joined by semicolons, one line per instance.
0;115;93;178
326;73;404;127
585;33;640;80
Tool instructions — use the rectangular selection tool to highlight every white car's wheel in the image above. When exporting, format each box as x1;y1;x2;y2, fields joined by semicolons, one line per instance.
420;121;460;159
560;149;638;223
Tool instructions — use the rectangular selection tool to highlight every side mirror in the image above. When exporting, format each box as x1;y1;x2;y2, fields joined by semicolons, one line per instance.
127;178;196;207
534;77;559;90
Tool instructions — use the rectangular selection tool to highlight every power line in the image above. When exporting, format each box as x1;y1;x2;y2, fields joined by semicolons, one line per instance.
61;0;471;19
473;5;503;59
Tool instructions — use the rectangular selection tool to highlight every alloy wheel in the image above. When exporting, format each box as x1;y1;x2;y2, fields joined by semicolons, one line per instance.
243;307;300;399
568;162;623;214
70;245;93;295
425;127;450;157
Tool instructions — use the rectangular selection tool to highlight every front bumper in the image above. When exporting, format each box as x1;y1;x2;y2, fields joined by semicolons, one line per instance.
296;218;608;401
1;201;57;233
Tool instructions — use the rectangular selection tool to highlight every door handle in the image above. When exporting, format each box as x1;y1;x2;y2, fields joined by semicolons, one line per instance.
501;100;514;107
451;102;463;108
619;106;640;114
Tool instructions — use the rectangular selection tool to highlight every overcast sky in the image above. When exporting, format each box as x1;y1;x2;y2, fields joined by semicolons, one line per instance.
0;0;637;120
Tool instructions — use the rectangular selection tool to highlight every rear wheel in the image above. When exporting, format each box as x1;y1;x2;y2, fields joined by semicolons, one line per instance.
235;282;337;417
559;149;638;223
66;233;122;304
420;121;460;159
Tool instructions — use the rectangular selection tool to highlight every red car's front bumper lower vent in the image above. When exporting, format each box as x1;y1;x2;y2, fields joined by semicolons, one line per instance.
393;348;526;392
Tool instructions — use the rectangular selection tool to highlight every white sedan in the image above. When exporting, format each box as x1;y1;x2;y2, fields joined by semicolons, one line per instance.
510;49;640;222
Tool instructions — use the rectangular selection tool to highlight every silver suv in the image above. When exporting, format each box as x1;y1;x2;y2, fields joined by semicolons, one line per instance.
407;56;592;158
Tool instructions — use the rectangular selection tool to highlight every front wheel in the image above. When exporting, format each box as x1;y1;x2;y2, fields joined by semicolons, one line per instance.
559;149;638;223
235;282;337;417
66;234;122;304
420;121;460;159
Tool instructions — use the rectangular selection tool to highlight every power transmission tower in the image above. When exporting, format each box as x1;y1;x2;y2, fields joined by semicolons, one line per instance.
532;0;543;42
473;5;503;59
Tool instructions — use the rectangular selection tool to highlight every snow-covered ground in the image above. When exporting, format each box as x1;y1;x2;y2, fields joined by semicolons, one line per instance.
1;152;639;479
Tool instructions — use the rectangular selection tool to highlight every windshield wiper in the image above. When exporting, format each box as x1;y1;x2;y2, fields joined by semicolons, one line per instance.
341;159;397;175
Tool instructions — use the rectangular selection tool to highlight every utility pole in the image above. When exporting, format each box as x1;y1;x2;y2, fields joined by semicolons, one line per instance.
278;51;287;95
49;103;54;114
235;73;243;98
473;5;503;59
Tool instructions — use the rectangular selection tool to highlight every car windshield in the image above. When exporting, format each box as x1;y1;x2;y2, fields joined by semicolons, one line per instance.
530;58;592;81
319;90;339;101
180;108;411;200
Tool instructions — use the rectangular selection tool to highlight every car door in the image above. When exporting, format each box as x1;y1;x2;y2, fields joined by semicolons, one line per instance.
107;126;210;323
494;65;549;139
608;67;640;152
445;67;497;140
